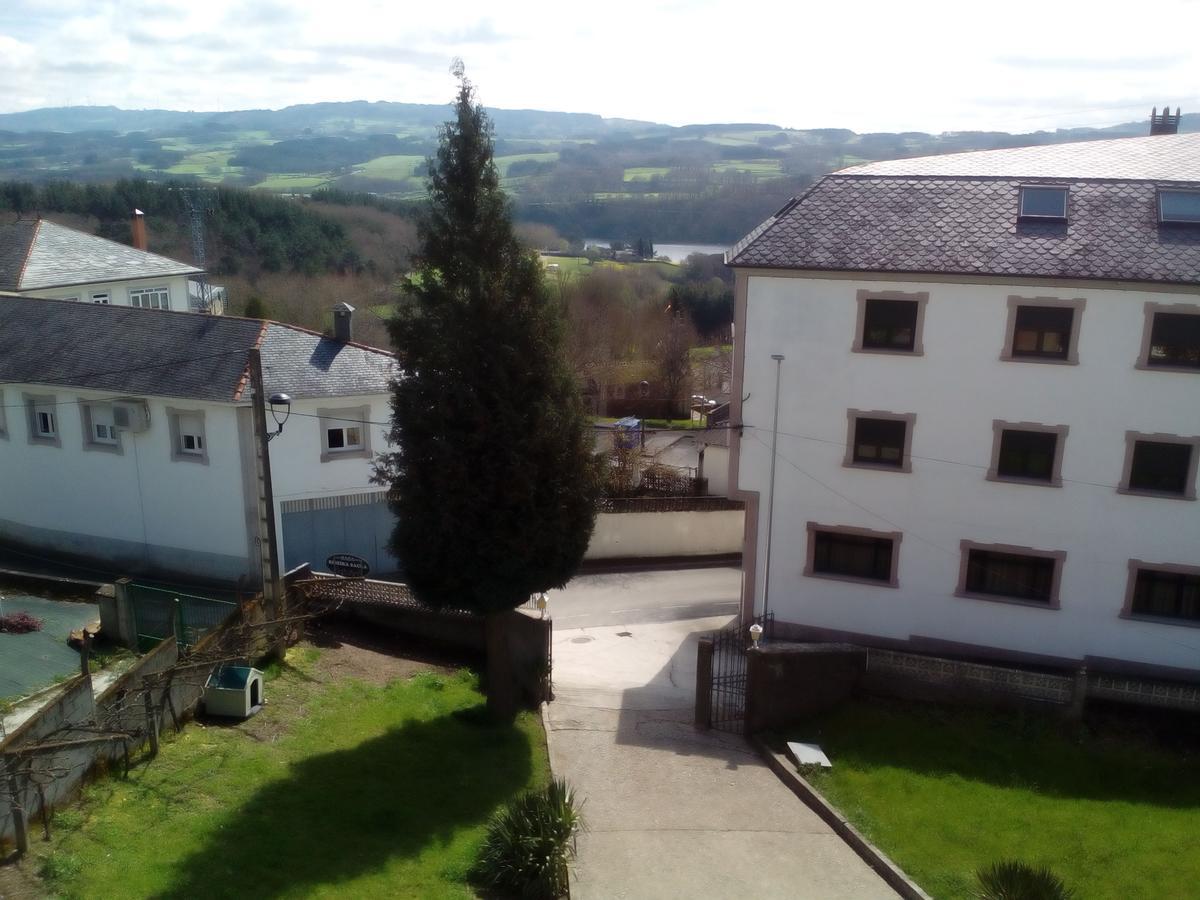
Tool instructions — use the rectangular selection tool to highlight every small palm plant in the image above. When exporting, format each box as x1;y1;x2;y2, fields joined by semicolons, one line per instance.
976;859;1075;900
473;778;583;899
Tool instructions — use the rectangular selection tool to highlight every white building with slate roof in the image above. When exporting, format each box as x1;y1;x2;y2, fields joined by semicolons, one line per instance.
0;296;398;585
0;216;212;312
726;130;1200;679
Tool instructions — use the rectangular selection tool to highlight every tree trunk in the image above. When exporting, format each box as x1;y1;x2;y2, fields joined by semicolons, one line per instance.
485;612;519;722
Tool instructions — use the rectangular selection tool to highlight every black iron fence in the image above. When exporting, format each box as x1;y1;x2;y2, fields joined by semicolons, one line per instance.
707;613;773;734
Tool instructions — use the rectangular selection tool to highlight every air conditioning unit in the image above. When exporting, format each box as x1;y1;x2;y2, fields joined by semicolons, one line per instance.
112;399;151;432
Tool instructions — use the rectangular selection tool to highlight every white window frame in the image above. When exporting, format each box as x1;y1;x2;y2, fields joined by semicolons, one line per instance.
129;286;170;310
319;406;370;461
80;400;122;454
91;292;110;305
168;407;208;464
24;394;61;447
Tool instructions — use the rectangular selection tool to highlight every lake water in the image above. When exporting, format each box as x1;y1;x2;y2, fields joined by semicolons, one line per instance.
583;239;728;263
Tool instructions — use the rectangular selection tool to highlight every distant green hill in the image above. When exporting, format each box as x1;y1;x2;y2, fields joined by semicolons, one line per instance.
0;102;1193;243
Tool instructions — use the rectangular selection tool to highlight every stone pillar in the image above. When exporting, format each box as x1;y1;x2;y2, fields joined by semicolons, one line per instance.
1069;666;1089;719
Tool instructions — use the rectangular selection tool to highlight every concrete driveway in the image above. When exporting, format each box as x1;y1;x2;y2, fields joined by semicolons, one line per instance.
546;569;896;900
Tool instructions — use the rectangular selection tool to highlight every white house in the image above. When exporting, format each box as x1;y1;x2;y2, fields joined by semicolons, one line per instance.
0;296;397;586
0;212;222;314
726;130;1200;680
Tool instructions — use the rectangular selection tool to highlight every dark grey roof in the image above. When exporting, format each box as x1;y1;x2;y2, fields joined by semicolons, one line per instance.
0;220;37;291
0;296;396;402
0;296;262;401
260;323;397;399
0;219;202;291
727;175;1200;284
840;132;1200;180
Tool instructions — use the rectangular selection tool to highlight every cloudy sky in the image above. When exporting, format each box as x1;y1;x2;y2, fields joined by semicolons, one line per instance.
2;0;1198;133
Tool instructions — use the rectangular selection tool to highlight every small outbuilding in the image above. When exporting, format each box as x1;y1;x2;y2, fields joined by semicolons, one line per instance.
203;665;264;719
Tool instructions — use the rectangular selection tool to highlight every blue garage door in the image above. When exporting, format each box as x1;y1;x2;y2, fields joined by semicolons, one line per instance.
280;491;402;576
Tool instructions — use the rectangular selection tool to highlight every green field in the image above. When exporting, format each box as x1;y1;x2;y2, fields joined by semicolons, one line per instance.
623;166;671;181
165;149;237;177
494;151;559;176
35;650;550;900
793;699;1200;899
712;159;784;177
251;173;334;191
541;255;678;280
355;153;425;180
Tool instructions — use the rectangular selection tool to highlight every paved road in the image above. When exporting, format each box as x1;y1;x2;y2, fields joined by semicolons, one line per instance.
546;569;896;899
549;566;742;629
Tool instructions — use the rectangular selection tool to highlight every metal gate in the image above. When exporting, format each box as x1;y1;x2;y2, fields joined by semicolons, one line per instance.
129;583;237;651
709;613;773;734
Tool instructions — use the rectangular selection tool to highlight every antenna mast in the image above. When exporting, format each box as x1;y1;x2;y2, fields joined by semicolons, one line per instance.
179;187;215;313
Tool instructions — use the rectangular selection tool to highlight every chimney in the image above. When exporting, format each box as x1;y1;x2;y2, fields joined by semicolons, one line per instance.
332;302;355;342
1150;105;1182;136
131;209;147;250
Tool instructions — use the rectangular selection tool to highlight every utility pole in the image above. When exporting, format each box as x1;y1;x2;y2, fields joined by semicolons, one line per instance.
761;354;785;624
248;348;285;660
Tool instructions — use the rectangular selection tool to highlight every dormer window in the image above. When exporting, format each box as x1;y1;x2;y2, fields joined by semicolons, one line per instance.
1158;190;1200;225
1018;186;1069;221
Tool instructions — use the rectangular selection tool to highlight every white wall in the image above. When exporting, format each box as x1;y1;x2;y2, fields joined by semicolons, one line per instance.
0;385;251;580
25;274;193;311
585;509;744;559
267;393;394;569
737;273;1200;673
703;444;730;496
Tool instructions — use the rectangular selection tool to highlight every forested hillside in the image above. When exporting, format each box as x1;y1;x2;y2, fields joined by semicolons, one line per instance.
1;102;1193;244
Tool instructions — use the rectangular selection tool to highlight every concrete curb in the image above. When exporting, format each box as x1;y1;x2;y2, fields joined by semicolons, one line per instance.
539;700;573;900
577;553;741;574
750;736;932;900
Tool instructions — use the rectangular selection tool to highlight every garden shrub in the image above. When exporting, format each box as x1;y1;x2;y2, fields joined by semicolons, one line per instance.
976;859;1075;900
473;778;583;899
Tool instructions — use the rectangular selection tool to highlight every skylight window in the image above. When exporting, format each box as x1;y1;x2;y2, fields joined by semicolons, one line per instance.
1159;190;1200;224
1019;186;1069;220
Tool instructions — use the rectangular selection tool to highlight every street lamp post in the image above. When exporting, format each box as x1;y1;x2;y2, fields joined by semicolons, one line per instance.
761;354;785;626
248;350;291;661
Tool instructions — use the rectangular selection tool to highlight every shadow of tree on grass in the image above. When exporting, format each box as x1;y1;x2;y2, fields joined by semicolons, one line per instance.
154;704;532;899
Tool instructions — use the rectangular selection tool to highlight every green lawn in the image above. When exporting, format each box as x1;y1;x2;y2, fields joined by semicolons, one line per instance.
790;699;1200;899
35;650;549;899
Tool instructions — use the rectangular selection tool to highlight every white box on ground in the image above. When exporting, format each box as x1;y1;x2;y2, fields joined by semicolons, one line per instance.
787;741;832;769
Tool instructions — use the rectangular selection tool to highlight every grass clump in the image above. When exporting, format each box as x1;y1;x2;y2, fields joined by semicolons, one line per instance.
37;851;82;882
976;860;1075;900
473;778;583;899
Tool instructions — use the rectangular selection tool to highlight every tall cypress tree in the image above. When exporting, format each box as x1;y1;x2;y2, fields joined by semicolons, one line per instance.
378;65;600;626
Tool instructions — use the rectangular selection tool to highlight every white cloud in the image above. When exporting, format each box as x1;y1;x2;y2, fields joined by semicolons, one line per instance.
0;0;1197;131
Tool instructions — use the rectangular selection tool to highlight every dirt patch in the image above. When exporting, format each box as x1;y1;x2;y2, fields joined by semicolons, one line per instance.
305;618;468;686
194;619;467;744
0;855;44;900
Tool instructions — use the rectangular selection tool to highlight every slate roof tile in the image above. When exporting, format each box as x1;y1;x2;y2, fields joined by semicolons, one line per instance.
0;218;202;291
728;175;1200;284
0;296;396;402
